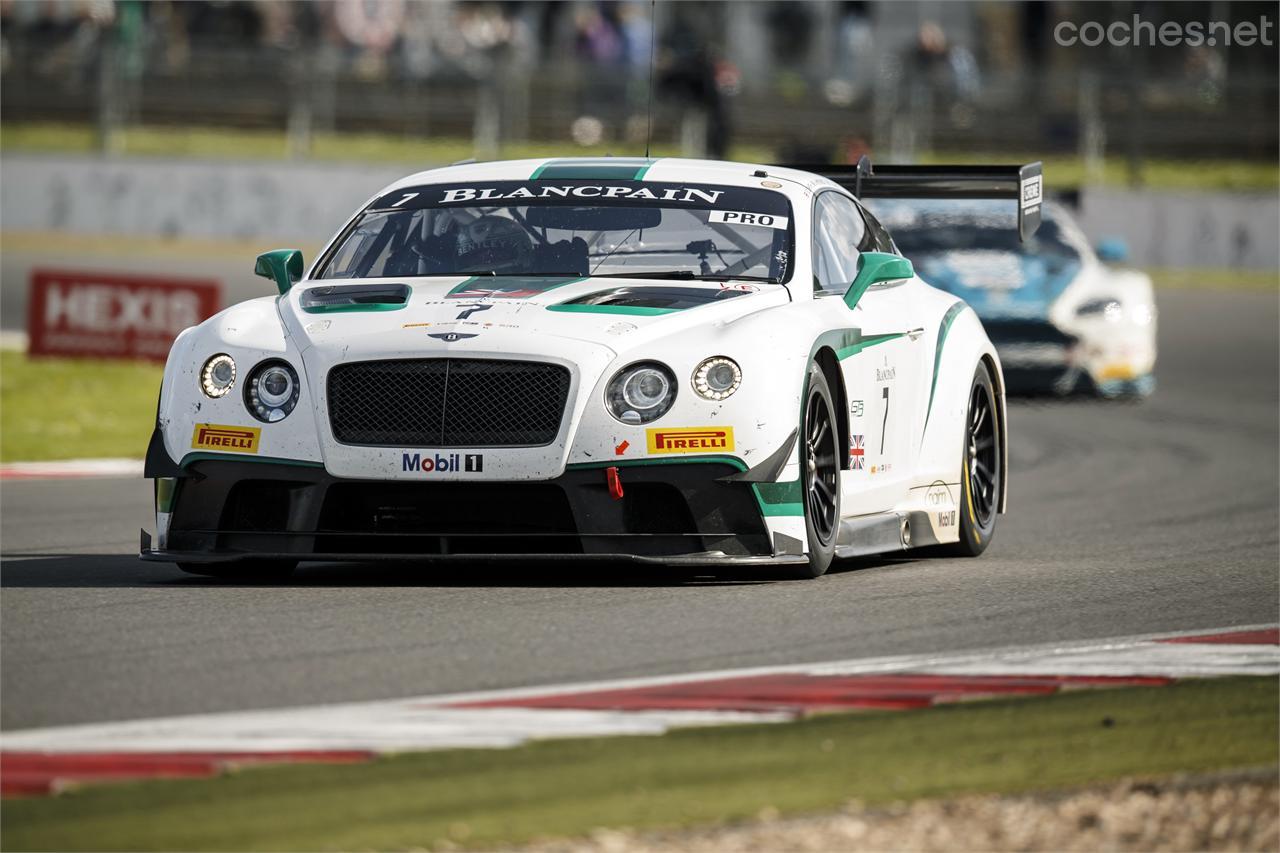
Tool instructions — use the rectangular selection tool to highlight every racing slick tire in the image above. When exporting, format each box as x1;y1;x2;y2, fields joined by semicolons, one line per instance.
785;361;841;579
177;560;298;581
944;362;1001;557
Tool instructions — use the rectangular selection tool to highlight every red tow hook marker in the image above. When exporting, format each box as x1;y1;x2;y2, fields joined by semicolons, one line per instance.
606;466;624;500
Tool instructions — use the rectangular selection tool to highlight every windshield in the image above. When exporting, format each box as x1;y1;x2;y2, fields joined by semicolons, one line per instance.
317;180;793;283
872;201;1079;265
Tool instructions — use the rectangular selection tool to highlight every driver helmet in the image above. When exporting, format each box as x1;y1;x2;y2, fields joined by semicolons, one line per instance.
456;215;533;273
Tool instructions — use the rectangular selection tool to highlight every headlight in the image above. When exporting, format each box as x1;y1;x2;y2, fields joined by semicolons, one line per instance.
1076;298;1123;321
692;356;742;401
606;361;676;425
199;354;236;398
245;360;300;423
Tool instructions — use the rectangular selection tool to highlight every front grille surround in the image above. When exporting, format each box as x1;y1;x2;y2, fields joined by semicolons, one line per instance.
981;319;1079;346
327;358;571;447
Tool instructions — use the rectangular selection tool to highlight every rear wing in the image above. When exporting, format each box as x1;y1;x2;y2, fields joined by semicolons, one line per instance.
776;156;1044;242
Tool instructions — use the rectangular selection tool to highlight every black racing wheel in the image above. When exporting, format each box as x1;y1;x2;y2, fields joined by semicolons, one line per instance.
945;362;1001;556
787;361;841;579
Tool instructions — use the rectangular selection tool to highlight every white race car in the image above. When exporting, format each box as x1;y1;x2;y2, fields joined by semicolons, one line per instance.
142;156;1043;579
867;197;1157;397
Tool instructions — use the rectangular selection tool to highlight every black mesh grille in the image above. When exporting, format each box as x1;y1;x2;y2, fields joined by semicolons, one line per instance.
982;320;1079;346
328;358;570;447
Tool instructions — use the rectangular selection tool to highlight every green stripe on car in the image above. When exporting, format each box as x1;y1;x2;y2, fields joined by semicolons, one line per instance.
546;304;679;316
566;456;747;472
446;276;585;298
302;302;406;314
530;158;658;181
835;332;907;360
753;480;804;516
921;301;970;436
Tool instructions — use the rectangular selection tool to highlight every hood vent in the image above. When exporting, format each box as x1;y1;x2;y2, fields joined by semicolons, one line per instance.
301;284;411;314
560;286;749;311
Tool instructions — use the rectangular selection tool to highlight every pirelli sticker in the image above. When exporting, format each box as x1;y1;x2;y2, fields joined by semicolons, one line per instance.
191;423;261;454
646;426;735;455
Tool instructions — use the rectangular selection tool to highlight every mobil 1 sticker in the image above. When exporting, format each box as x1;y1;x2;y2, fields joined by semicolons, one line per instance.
708;210;790;230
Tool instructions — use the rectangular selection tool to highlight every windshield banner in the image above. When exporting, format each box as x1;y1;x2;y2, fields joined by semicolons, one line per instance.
370;181;790;215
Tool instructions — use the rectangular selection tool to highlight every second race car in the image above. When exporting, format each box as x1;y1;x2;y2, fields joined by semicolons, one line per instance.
867;197;1156;397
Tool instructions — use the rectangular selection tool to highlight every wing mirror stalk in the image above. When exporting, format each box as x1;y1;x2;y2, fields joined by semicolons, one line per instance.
255;249;305;295
844;252;914;309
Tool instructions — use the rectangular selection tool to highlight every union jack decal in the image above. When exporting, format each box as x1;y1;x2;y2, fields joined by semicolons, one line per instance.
849;434;865;469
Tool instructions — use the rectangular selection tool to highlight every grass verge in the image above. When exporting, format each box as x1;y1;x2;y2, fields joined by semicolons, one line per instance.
0;122;770;169
1149;267;1279;290
2;677;1275;852
0;350;161;462
922;151;1279;192
4;123;1277;192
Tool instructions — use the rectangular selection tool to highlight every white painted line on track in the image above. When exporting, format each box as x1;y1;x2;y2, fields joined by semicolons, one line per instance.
394;622;1280;707
0;332;30;351
1;708;782;754
0;458;143;480
2;625;1273;757
927;643;1280;678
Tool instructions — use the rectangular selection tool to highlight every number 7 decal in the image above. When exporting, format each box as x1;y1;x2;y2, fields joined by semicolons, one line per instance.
880;386;890;453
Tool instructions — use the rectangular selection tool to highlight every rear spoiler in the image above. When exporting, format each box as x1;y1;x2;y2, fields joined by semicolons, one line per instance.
775;156;1044;242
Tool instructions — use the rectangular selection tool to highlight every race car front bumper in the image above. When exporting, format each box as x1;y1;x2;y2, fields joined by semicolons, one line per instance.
984;319;1086;395
141;458;786;565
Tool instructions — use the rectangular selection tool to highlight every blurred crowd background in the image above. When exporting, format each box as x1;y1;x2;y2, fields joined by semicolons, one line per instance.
2;0;1277;171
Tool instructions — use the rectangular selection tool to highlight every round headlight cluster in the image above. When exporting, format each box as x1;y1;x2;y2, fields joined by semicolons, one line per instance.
245;360;301;423
1076;298;1123;321
606;362;677;424
692;356;742;401
200;354;236;398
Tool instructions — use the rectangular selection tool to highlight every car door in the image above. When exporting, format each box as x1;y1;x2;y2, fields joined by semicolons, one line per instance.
812;191;925;516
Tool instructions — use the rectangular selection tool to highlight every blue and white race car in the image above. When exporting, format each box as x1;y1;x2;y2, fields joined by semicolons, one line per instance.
867;198;1156;397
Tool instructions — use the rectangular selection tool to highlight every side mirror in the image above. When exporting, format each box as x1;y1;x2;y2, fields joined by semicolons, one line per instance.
844;252;914;309
1095;238;1129;264
255;249;305;295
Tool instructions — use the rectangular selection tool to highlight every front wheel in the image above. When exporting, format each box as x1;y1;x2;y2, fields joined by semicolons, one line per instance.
944;363;1001;557
785;362;841;579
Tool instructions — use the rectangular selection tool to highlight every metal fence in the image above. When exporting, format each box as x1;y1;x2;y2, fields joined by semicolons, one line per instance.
2;1;1276;165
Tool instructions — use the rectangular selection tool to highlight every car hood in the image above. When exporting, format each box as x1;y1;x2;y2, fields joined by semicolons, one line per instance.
277;274;785;359
912;250;1081;320
274;274;786;480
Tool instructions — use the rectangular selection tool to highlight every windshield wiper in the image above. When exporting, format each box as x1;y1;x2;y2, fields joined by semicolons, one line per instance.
593;271;780;284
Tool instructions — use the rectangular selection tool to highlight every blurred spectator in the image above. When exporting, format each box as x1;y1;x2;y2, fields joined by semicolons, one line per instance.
828;0;875;106
566;2;622;144
764;1;812;67
177;0;263;48
575;2;624;65
910;20;980;103
657;6;730;158
1184;44;1226;105
618;0;652;74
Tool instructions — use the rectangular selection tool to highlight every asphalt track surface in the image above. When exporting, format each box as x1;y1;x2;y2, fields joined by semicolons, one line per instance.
2;288;1276;731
